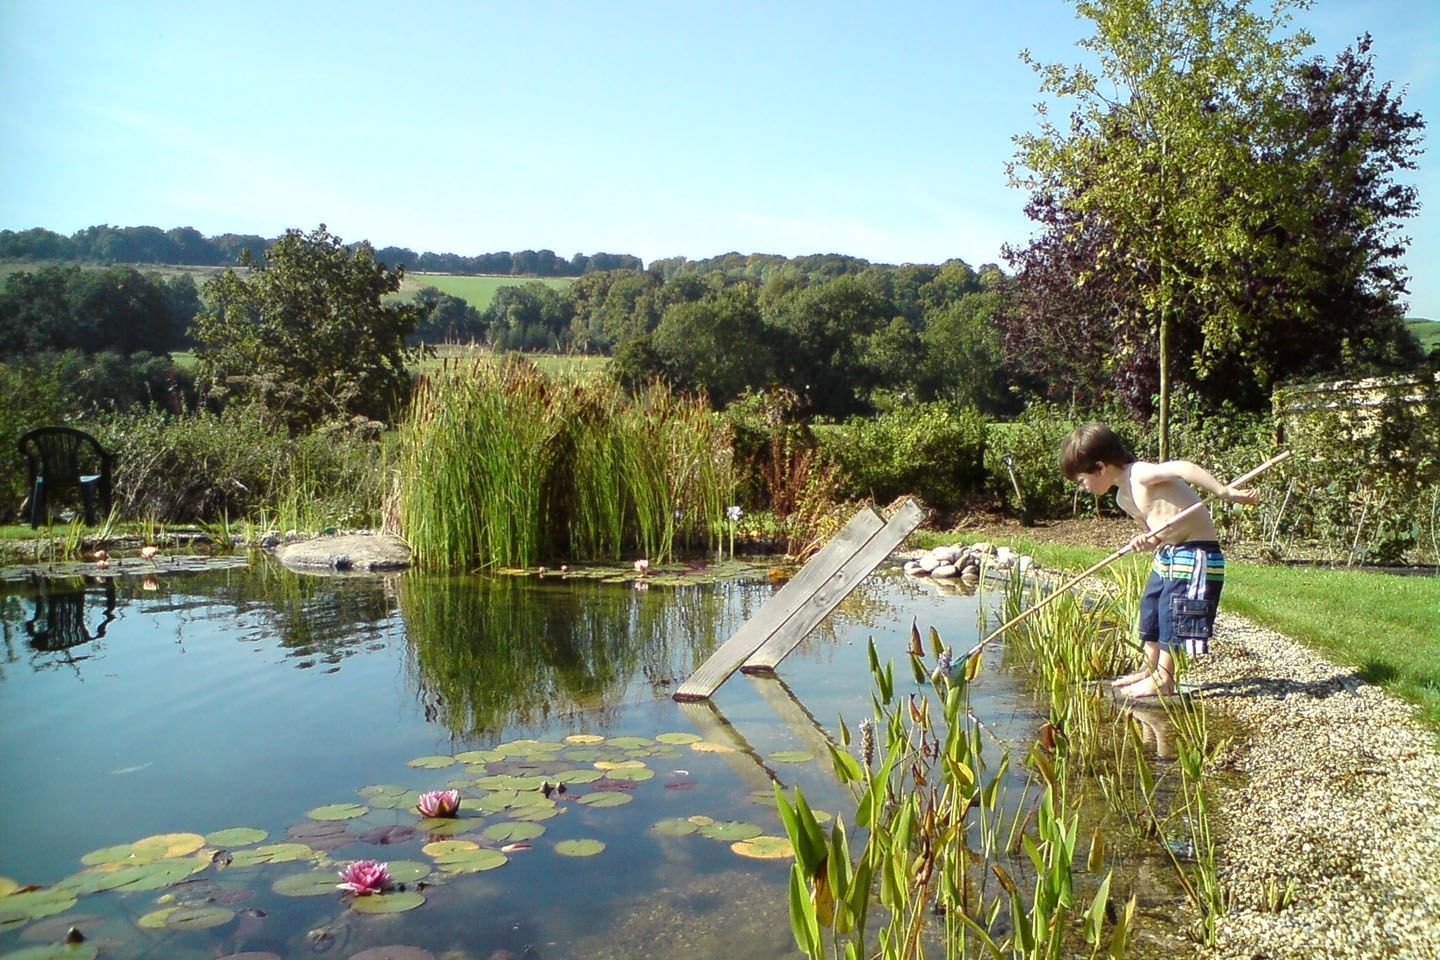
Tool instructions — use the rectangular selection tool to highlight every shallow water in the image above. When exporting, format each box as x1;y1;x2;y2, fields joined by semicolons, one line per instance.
0;557;1041;959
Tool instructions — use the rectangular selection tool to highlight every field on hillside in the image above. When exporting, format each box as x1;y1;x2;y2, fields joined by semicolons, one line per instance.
398;273;573;311
1408;318;1440;352
416;345;608;381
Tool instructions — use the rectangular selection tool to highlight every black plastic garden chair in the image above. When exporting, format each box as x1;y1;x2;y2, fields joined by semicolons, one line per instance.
18;426;114;528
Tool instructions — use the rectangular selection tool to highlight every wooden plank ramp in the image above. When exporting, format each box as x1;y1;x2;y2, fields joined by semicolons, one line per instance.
676;699;779;793
741;497;925;674
672;497;925;701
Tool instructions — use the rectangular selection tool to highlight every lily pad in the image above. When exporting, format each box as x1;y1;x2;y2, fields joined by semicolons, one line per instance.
508;805;563;822
577;792;632;808
350;948;436;960
689;741;736;753
655;731;702;744
165;904;235;929
563;734;605;744
359;825;417;846
482;822;545;843
422;840;478;861
406;755;456;769
0;887;77;924
562;748;604;761
116;858;202;891
593;759;646;770
605;737;653;749
415;818;471;837
433;849;507;874
79;843;140;867
555;769;603;784
384;861;432;883
132;832;206;860
205;827;268;847
731;835;795;859
454;749;504;764
698;821;763;842
620;767;655;782
0;876;17;897
0;945;98;960
652;819;699;836
554;839;606;857
350;891;425;913
359;784;411;801
769;750;815;763
229;842;315;866
307;802;368;821
271;872;340;897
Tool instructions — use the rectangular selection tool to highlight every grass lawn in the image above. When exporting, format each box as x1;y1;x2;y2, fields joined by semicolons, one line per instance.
397;273;573;311
1406;317;1439;351
957;534;1440;733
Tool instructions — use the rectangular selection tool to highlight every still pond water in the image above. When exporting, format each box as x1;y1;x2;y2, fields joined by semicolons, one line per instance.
0;557;1039;959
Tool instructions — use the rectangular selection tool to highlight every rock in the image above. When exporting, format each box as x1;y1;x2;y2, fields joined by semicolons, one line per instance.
932;563;959;579
917;555;942;573
931;545;961;564
970;541;995;556
1017;555;1034;573
275;534;411;574
903;560;926;576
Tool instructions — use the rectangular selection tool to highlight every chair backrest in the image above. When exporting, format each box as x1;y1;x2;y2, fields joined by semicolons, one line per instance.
18;427;111;483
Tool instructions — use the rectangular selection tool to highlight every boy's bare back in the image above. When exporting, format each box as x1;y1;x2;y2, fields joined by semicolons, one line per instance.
1118;460;1256;545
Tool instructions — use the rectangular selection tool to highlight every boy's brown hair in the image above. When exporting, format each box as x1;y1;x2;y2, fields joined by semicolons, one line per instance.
1060;422;1137;481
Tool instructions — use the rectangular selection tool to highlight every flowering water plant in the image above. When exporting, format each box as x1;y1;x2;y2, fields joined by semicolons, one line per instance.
416;789;461;818
336;859;390;895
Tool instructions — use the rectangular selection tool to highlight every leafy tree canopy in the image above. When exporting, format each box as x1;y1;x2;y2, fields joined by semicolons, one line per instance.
192;225;419;427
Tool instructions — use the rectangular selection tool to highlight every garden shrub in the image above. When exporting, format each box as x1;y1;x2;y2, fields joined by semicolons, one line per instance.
820;402;986;513
93;405;386;528
983;405;1086;522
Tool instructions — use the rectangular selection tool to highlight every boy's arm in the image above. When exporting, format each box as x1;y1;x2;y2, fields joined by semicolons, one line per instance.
1132;460;1260;504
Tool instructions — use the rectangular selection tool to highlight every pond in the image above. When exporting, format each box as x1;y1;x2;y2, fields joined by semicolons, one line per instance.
0;557;1041;959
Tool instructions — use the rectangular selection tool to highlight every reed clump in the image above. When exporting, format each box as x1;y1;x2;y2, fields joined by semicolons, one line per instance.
397;356;734;569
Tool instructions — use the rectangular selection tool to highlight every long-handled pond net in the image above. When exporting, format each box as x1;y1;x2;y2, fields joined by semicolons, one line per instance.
961;450;1293;663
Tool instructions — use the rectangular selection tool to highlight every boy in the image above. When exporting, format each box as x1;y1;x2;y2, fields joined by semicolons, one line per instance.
1059;423;1259;698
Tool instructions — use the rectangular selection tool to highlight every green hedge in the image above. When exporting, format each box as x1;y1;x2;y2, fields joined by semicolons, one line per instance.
820;402;986;513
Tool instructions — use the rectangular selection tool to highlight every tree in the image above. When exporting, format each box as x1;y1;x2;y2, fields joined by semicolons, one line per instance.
651;284;774;406
1006;16;1425;424
192;225;418;427
762;276;893;418
1011;0;1317;457
410;287;485;345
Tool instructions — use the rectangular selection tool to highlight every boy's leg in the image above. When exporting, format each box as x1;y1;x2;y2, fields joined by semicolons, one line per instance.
1114;554;1165;686
1111;640;1159;687
1117;646;1175;698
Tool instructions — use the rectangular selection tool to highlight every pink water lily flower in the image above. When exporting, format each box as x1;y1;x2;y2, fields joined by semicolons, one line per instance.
633;558;649;576
140;545;158;560
416;789;461;818
336;859;390;895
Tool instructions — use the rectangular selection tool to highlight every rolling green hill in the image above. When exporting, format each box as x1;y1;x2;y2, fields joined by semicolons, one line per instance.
397;273;573;311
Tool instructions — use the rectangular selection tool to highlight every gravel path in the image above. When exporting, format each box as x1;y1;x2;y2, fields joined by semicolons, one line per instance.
1190;612;1440;959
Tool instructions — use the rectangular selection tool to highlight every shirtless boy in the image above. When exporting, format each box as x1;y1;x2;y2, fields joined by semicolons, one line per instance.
1059;423;1259;698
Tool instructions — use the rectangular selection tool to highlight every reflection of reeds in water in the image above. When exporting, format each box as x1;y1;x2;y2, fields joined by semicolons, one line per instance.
398;357;734;569
398;574;742;740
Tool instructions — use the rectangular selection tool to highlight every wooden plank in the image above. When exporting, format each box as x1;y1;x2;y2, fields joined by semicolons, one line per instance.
744;673;840;769
672;506;886;701
740;497;926;673
676;700;777;794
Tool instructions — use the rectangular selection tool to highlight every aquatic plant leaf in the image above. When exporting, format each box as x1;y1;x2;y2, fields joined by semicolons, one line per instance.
435;849;507;873
769;750;814;764
687;815;715;826
652;819;698;836
385;861;431;883
232;842;315;866
621;767;655;782
699;821;763;842
422;840;478;861
132;832;206;860
205;827;268;848
564;734;605;744
61;867;147;895
137;906;177;929
359;825;417;846
415;818;470;836
554;839;605;857
562;748;604;761
271;872;339;896
350;890;425;913
689;741;736;753
407;755;457;769
79;843;138;867
508;805;563;822
555;769;603;784
655;732;702;744
0;887;77;924
0;876;17;897
359;784;410;800
116;858;201;891
482;822;545;843
307;802;368;820
350;947;436;960
454;749;504;764
1;943;99;960
577;792;632;808
731;836;794;859
605;737;653;749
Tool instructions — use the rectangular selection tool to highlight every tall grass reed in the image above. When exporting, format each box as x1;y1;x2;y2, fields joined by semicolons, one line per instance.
397;356;734;569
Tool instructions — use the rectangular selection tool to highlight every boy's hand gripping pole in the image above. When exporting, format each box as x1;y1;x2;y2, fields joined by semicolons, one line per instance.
959;449;1293;662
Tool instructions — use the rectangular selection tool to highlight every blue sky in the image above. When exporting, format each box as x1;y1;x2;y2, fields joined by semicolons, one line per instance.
2;0;1437;318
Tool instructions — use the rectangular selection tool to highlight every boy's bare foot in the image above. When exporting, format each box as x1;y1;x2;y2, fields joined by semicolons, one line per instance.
1116;676;1175;699
1110;669;1150;687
